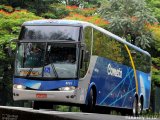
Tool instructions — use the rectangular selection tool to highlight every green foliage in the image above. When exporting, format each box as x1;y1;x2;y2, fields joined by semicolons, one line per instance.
152;67;160;86
0;5;14;12
0;8;41;105
152;57;160;67
66;5;96;17
147;0;160;22
57;105;70;112
41;4;69;19
99;0;157;49
151;47;160;85
0;10;40;59
41;13;57;19
55;105;80;112
149;25;160;53
80;1;100;8
0;0;64;15
0;10;41;54
148;25;160;85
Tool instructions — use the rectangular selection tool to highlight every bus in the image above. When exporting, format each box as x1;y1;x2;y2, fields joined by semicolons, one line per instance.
13;19;151;115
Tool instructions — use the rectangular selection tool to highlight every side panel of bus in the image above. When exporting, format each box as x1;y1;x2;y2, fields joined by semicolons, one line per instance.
83;27;151;110
90;56;150;109
90;56;136;109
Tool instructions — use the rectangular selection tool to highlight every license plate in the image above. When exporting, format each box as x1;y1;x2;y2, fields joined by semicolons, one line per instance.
36;94;47;98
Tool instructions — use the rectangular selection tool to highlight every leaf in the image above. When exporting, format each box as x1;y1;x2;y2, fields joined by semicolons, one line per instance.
99;0;158;49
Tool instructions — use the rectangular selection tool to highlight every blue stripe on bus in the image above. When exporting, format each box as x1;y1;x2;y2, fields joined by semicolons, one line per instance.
13;78;78;91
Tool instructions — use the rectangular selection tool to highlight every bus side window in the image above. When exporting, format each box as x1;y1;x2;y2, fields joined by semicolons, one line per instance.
80;27;92;78
92;29;123;62
129;47;151;73
92;29;132;68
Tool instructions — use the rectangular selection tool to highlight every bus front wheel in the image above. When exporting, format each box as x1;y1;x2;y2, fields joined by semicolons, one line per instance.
81;89;95;113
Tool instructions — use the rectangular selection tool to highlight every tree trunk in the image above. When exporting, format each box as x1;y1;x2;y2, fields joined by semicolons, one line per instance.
65;0;69;5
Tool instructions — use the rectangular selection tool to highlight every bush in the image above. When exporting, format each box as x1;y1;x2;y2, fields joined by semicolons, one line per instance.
55;8;70;18
64;13;109;27
47;4;70;19
0;9;41;53
0;5;14;13
41;13;57;19
66;5;96;17
152;66;160;85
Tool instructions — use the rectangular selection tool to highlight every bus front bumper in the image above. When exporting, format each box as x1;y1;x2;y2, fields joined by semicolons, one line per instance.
13;88;78;103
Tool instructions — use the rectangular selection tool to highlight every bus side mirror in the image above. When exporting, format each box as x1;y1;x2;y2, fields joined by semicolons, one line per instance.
84;50;90;62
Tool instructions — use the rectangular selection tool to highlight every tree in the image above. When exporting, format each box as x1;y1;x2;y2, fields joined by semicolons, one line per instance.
146;0;160;22
148;25;160;86
99;0;158;49
0;8;40;105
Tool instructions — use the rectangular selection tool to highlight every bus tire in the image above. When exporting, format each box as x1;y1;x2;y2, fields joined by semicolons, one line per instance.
132;97;138;116
33;101;40;110
81;89;95;113
87;89;95;112
138;98;143;115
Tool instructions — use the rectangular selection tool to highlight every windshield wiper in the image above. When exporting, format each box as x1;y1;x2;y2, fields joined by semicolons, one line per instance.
44;43;59;78
51;63;59;78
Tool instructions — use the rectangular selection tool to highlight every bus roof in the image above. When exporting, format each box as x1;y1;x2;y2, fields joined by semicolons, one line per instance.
22;19;150;57
22;19;91;27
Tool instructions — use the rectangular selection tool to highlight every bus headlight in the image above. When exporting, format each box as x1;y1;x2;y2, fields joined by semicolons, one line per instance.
13;84;26;89
58;86;76;91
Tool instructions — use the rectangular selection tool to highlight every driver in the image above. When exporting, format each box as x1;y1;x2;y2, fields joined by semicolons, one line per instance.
66;54;75;63
24;46;43;67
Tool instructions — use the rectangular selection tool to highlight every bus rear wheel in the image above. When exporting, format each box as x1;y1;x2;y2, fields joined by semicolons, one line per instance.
81;89;95;113
132;97;138;116
138;98;143;115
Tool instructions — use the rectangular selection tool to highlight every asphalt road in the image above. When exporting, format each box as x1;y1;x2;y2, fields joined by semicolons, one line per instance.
0;106;159;120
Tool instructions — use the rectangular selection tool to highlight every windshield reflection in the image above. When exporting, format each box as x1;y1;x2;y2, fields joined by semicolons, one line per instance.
15;43;78;79
20;26;80;41
24;43;45;67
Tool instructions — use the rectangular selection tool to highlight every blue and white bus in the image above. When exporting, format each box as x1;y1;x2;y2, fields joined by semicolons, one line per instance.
13;20;151;115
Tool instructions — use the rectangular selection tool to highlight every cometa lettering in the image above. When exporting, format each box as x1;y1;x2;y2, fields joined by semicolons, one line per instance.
107;64;122;78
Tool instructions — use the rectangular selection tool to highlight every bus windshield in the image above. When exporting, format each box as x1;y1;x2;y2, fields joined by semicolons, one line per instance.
15;43;78;79
19;26;80;41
